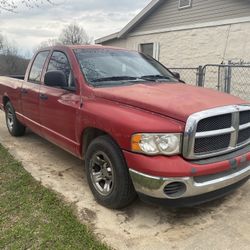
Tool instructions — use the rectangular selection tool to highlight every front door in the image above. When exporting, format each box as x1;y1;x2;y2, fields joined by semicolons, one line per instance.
39;50;81;155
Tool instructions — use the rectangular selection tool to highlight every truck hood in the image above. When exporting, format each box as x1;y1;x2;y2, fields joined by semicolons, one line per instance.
94;83;247;122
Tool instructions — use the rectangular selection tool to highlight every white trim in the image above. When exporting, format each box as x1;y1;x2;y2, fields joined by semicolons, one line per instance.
138;42;160;60
128;16;250;37
95;0;163;43
136;43;140;51
118;0;162;38
153;42;160;61
138;43;152;54
178;0;192;10
95;32;119;44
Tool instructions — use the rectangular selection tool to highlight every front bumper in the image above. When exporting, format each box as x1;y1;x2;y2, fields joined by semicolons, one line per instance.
124;147;250;206
137;177;249;207
129;165;250;200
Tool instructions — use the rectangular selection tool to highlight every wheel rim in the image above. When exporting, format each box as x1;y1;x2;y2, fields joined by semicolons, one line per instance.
6;106;14;131
89;151;114;196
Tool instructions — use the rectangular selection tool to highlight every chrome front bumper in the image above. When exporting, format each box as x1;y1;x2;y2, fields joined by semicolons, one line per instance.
129;166;250;199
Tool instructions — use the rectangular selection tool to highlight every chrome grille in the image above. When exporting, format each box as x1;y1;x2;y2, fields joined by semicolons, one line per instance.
183;105;250;159
237;127;250;145
239;110;250;125
196;114;232;132
194;134;231;154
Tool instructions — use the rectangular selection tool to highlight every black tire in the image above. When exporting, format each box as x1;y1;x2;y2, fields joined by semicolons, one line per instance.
85;135;137;209
5;102;26;137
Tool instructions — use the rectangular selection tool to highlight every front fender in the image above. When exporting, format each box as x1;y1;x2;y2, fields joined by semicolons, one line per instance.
77;97;184;151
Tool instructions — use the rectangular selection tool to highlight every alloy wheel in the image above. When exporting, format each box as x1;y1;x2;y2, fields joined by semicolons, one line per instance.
89;151;115;196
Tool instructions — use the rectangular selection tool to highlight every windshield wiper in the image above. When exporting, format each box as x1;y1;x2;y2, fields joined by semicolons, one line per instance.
91;76;140;82
140;74;173;82
91;75;175;87
92;81;138;87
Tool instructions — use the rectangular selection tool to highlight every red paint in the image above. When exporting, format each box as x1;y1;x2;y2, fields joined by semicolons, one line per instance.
123;150;250;177
0;45;249;178
95;83;246;122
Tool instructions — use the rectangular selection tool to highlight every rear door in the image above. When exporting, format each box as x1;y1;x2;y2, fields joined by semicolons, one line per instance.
39;50;80;155
21;50;49;131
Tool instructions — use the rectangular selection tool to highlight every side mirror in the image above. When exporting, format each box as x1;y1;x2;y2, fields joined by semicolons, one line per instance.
44;70;67;88
171;71;185;83
172;71;181;80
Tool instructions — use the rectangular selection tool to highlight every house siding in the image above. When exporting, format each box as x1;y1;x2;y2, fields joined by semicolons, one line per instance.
99;0;250;68
131;0;250;34
102;38;127;48
102;22;250;67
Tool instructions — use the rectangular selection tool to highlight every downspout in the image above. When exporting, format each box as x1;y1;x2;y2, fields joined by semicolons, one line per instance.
222;24;232;63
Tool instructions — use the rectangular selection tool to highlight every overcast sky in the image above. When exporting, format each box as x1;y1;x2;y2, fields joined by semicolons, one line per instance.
0;0;150;56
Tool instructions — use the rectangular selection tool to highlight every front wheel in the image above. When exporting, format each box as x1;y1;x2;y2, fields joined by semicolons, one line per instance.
5;102;26;137
85;135;137;209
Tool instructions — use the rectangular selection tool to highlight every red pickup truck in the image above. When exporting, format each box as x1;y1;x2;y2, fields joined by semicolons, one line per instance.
0;45;249;209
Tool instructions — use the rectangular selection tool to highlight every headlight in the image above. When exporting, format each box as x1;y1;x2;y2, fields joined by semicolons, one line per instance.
131;133;182;155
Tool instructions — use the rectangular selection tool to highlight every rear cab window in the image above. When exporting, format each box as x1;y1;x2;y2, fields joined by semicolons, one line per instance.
28;51;50;83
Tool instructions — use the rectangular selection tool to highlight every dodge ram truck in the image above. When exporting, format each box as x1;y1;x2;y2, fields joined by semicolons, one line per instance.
0;45;249;209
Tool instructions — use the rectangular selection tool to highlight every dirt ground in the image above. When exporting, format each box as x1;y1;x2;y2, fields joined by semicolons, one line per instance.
0;112;249;250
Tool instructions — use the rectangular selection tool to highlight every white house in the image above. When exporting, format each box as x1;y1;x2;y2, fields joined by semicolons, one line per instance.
96;0;250;67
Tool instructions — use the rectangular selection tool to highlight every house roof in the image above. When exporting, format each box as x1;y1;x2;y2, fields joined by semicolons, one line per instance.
95;0;162;44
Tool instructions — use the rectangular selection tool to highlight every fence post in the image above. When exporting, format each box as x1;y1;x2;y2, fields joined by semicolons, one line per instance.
197;66;204;87
224;61;232;94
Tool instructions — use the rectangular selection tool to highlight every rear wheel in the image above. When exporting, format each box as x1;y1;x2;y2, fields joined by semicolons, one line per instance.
5;102;26;137
85;135;137;209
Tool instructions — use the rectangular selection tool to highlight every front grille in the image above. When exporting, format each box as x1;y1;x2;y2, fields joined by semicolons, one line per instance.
183;105;250;159
194;134;231;154
238;127;250;145
239;110;250;125
196;114;232;132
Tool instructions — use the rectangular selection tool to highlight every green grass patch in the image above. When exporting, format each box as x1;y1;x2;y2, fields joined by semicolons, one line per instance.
0;145;109;250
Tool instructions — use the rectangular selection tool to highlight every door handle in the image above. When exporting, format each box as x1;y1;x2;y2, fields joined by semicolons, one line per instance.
40;93;48;100
21;88;28;94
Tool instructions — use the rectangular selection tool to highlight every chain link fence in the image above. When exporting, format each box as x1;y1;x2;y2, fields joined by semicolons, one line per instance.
169;67;198;86
230;66;250;101
169;64;250;102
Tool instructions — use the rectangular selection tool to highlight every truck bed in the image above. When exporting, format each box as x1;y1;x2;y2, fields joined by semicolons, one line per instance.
0;76;24;111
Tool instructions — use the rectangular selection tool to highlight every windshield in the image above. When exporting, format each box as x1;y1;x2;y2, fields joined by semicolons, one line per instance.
74;48;178;87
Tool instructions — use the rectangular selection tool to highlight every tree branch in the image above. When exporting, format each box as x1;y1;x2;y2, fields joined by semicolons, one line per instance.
0;0;54;12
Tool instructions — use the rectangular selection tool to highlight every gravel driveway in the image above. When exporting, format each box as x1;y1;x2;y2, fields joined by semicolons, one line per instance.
0;112;249;250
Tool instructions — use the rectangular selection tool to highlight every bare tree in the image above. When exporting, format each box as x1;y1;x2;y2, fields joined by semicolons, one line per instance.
35;24;92;51
0;0;54;12
36;38;62;51
59;23;92;45
0;36;17;56
0;35;29;75
0;34;3;51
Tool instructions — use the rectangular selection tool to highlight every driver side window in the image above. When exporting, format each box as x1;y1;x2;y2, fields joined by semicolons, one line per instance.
47;51;75;88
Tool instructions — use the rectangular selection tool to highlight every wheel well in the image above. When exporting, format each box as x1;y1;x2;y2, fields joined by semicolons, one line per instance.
3;96;10;107
82;127;108;157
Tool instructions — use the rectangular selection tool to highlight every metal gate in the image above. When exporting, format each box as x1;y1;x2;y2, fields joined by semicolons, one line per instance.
200;64;250;101
169;64;250;102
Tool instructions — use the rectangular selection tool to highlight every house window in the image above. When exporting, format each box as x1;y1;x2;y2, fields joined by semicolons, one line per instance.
139;43;160;60
178;0;192;9
140;43;154;57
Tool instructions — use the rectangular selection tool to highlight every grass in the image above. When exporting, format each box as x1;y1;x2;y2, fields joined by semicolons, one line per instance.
0;144;109;250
